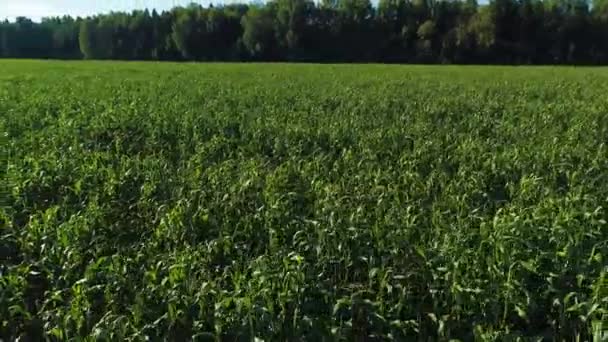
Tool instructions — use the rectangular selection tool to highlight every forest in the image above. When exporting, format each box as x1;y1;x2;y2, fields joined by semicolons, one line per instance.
1;0;608;64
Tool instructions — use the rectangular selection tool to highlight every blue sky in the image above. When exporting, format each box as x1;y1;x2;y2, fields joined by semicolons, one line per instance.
1;0;214;21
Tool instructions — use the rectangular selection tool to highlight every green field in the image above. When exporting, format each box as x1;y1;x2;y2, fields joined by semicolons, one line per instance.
1;60;608;340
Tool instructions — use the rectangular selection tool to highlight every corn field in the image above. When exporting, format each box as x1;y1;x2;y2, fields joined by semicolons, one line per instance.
1;60;608;341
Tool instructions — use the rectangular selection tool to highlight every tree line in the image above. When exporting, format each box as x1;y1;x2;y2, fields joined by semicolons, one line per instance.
2;0;608;64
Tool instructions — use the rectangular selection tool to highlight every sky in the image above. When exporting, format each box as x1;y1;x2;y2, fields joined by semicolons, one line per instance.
1;0;215;22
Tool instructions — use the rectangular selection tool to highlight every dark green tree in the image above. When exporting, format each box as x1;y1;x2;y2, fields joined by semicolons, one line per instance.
241;5;279;59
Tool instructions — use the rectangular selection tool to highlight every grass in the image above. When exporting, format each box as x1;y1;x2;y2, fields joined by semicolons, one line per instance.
1;59;608;340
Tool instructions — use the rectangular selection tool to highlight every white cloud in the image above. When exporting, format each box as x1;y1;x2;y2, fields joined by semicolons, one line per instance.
1;1;66;21
0;0;214;22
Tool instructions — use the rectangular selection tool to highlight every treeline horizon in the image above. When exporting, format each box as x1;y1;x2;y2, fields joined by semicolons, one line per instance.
2;0;608;64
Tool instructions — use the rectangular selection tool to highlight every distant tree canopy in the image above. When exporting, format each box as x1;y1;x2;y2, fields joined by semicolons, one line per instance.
1;0;608;64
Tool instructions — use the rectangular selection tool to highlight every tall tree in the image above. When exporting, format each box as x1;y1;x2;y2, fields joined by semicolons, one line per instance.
241;5;279;59
79;20;97;59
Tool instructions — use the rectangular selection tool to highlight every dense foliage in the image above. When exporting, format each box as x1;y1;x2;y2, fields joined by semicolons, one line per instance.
2;0;608;64
1;60;608;340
